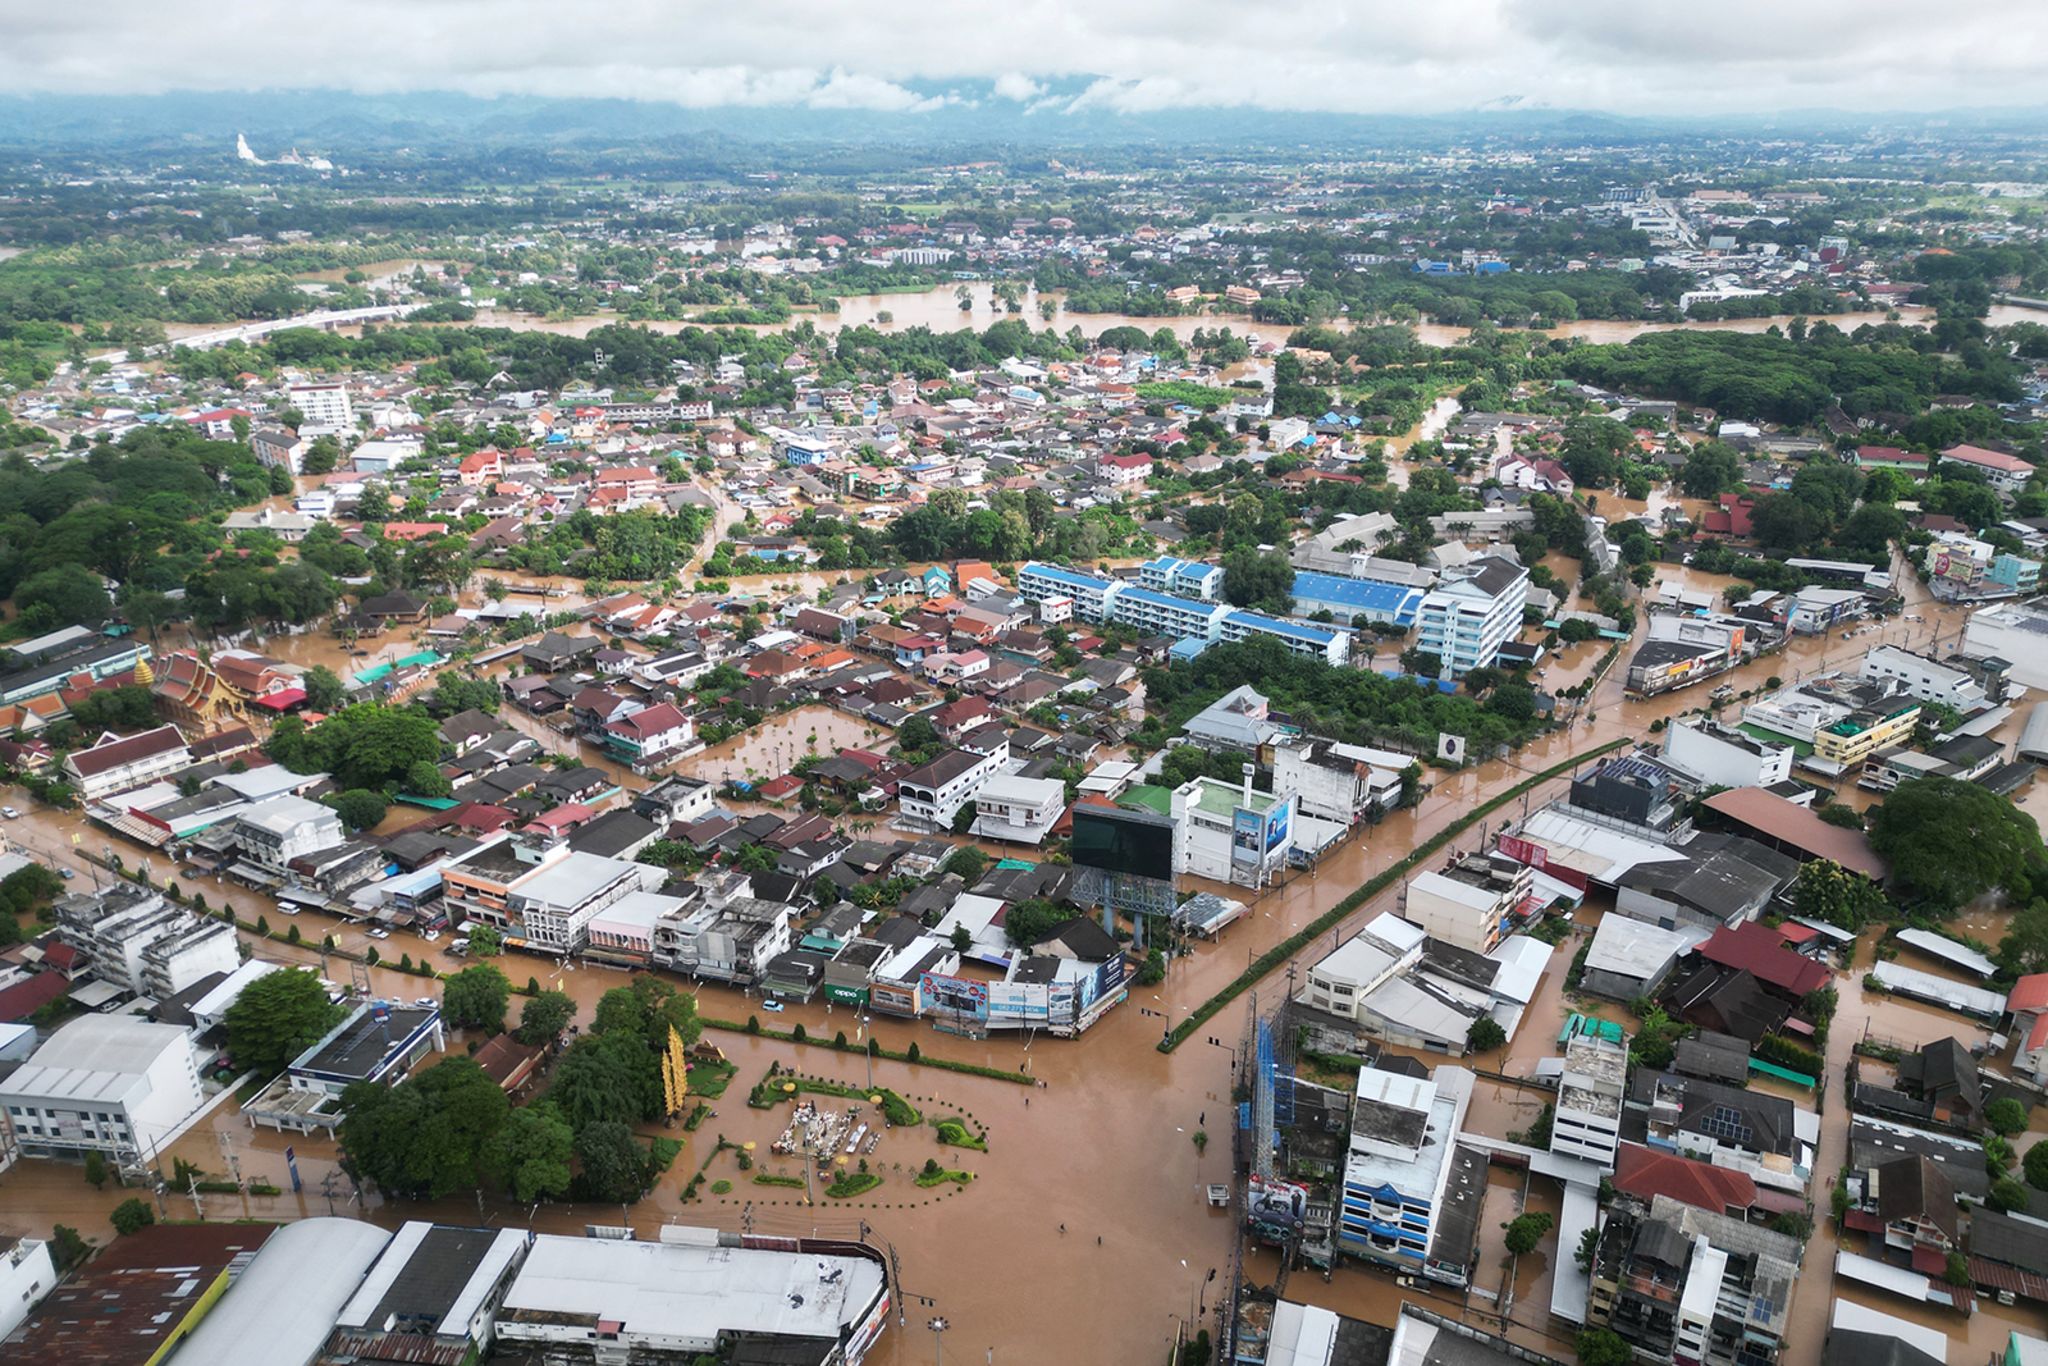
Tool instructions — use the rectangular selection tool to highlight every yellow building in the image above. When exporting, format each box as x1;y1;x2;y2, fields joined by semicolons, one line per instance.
1812;700;1922;767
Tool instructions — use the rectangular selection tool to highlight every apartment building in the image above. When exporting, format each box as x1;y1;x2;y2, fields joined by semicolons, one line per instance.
969;774;1068;845
232;794;346;874
1138;555;1225;601
1857;644;1992;713
1403;854;1532;955
1108;584;1229;641
288;381;354;434
1337;1063;1478;1285
1016;562;1121;621
1552;1015;1629;1171
503;852;657;954
896;748;1003;830
1587;1194;1798;1366
1217;610;1351;665
55;884;240;999
1414;557;1528;679
1740;674;1921;774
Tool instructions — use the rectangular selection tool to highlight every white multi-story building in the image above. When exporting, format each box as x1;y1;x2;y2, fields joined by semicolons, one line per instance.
505;852;659;954
896;748;1003;830
233;794;346;873
1017;562;1122;621
0;1234;57;1341
1109;585;1229;641
1271;738;1406;825
1414;557;1528;679
1857;644;1991;713
1661;719;1795;790
287;381;355;435
969;774;1068;845
1552;1016;1629;1171
0;1015;205;1172
1171;775;1296;889
1138;556;1225;601
1217;610;1351;665
1337;1063;1476;1281
61;724;191;801
1403;856;1531;956
54;885;240;1000
1963;596;2048;691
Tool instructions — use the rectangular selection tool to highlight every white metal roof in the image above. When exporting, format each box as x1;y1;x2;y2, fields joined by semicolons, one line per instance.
174;1218;391;1366
502;1234;884;1346
0;1014;189;1105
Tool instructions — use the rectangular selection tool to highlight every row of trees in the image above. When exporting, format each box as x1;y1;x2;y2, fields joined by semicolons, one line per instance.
336;975;695;1206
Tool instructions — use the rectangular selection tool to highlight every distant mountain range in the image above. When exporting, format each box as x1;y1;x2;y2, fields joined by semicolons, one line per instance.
2;88;2045;154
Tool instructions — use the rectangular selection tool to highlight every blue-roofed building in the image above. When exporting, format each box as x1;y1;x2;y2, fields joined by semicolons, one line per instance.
1017;562;1122;621
1291;570;1428;629
1168;638;1213;663
1139;556;1225;602
1109;585;1229;641
1220;610;1351;665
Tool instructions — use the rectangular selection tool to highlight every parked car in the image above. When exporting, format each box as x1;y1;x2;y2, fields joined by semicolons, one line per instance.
421;929;441;942
366;928;390;940
0;807;18;819
414;996;437;1008
760;999;785;1013
59;868;74;880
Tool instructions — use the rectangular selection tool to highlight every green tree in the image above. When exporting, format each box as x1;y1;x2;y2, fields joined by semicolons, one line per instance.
1989;1176;2031;1212
468;925;503;958
942;846;988;883
1677;442;1743;498
337;1056;509;1199
48;1225;88;1271
327;789;388;833
2025;1138;2048;1190
483;1106;575;1203
1576;1329;1632;1366
1986;1097;2029;1137
302;664;347;712
1997;903;2048;978
1221;546;1296;614
573;1120;652;1203
83;1150;108;1189
1870;777;2042;911
225;967;344;1078
1503;1211;1554;1256
442;964;512;1033
1790;860;1888;932
1467;1017;1507;1053
550;1034;657;1129
110;1198;155;1236
516;990;576;1046
14;564;111;631
404;761;453;798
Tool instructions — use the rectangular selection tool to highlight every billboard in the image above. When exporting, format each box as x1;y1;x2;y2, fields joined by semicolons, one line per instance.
1232;796;1294;866
1072;804;1175;881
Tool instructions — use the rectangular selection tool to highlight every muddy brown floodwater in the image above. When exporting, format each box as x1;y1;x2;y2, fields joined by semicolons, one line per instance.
0;532;2029;1364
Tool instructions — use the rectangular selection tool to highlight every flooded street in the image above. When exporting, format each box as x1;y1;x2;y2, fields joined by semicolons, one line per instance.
0;450;2031;1363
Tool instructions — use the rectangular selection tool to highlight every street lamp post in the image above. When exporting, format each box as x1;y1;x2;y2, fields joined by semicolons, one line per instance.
928;1316;949;1366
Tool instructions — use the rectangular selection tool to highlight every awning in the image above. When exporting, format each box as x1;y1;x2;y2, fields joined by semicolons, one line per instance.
252;687;307;711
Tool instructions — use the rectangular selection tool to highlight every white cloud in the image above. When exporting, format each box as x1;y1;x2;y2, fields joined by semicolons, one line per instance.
993;72;1045;102
0;1;2042;114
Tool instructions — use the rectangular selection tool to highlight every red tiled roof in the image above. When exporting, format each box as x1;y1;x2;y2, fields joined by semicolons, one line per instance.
2008;975;2048;1012
1943;443;2033;473
0;971;69;1022
1612;1141;1758;1214
1697;921;1830;997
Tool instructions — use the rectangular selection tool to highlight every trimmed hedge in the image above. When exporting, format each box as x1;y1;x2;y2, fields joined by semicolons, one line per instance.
1160;737;1630;1052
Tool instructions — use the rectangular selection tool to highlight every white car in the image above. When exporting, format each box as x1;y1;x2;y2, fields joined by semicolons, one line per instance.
366;928;391;940
421;929;441;942
760;999;785;1013
414;996;437;1008
0;807;18;819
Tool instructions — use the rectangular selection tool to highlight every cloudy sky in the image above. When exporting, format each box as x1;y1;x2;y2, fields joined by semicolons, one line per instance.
1;0;2041;116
